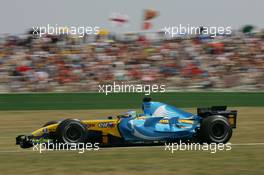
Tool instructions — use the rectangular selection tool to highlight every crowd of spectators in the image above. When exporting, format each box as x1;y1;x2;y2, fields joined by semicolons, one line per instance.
0;30;263;92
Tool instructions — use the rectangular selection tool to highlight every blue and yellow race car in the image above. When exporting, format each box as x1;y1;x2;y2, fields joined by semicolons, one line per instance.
16;98;237;148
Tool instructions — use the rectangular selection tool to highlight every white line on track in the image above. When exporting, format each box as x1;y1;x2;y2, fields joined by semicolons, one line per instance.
231;143;264;146
0;143;264;153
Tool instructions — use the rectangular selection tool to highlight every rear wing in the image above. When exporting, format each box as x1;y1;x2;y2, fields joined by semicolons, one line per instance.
197;106;237;128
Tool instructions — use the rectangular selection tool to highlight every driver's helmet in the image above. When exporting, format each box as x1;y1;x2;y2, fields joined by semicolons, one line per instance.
124;110;137;118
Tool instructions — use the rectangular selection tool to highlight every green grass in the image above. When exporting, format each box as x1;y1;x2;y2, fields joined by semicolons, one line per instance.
0;147;263;175
1;92;264;110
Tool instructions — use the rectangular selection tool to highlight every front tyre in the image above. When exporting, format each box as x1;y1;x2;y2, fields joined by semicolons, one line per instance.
56;119;87;144
200;115;232;143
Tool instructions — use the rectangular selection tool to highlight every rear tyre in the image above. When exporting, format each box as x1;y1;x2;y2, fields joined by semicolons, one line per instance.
55;119;87;144
200;115;232;143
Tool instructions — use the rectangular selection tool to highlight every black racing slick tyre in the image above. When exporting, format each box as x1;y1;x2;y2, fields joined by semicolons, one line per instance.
55;119;87;144
43;120;58;127
200;115;232;143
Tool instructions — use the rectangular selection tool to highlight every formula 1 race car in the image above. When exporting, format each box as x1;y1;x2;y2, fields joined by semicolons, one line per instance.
16;98;237;148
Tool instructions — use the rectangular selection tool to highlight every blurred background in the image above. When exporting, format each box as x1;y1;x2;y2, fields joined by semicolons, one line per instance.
1;1;264;175
0;0;263;93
